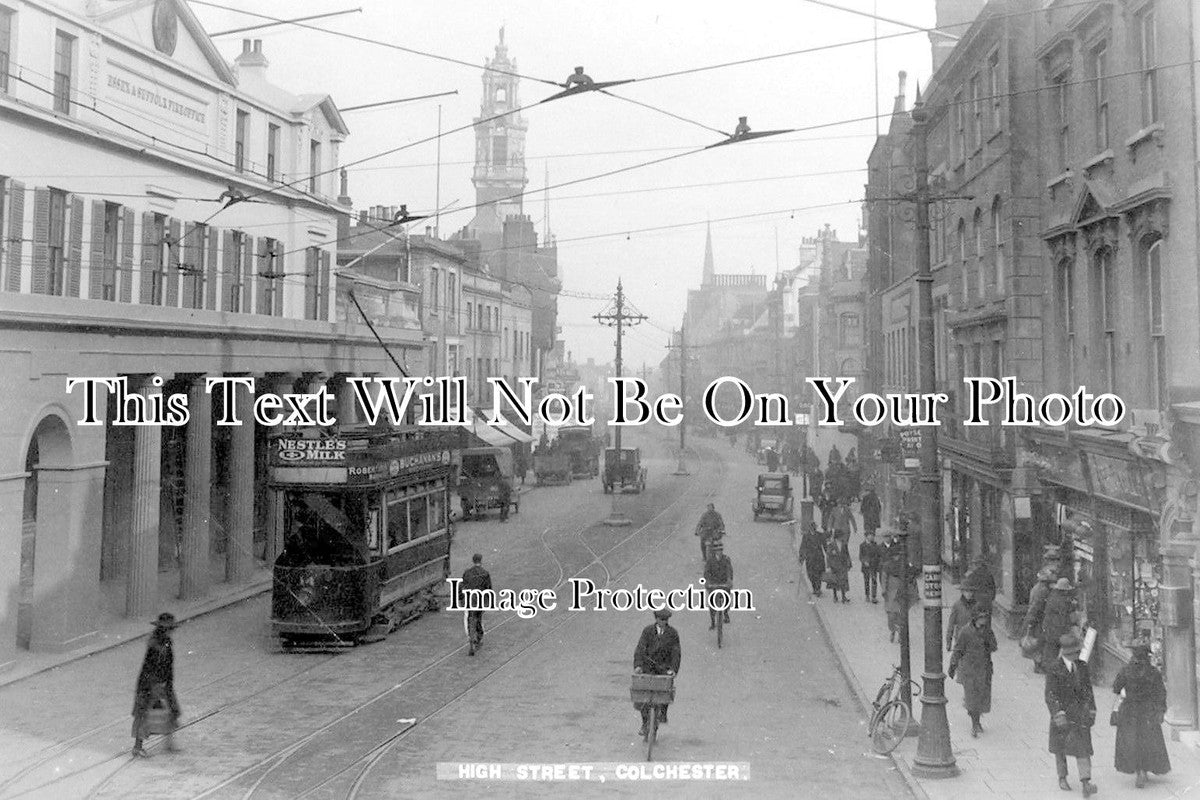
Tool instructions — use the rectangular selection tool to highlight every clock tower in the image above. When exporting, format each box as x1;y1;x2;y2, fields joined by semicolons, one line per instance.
468;28;528;238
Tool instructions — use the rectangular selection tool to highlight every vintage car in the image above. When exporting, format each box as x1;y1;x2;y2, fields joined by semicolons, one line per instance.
557;425;600;478
603;447;646;494
458;447;520;519
533;443;572;485
752;472;794;521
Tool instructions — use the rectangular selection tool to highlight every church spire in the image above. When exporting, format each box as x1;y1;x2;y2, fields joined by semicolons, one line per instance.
702;221;715;285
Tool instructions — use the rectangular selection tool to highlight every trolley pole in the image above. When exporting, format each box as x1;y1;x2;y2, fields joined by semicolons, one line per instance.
909;87;958;779
594;279;647;526
668;324;691;476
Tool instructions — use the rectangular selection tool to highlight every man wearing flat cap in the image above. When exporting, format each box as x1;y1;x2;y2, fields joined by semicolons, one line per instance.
633;608;681;735
131;612;181;758
1045;632;1098;796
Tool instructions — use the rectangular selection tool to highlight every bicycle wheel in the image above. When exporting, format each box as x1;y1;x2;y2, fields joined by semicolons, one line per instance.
646;706;658;761
870;699;911;755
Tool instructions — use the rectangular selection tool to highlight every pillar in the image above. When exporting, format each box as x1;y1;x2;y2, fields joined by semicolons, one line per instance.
128;380;162;618
226;377;255;584
1163;541;1198;734
262;374;295;564
30;461;106;650
0;472;29;669
179;378;212;600
334;374;358;427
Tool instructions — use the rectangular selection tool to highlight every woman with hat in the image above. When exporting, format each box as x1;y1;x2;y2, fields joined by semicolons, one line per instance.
1045;632;1098;796
949;609;998;737
1112;637;1170;788
964;554;997;615
945;576;982;653
1041;578;1079;669
131;612;181;758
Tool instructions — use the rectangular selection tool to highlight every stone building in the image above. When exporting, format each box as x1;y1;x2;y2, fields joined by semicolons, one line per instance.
0;0;414;668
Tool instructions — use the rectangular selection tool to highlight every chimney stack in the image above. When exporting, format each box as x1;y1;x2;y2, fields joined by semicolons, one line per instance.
235;38;269;73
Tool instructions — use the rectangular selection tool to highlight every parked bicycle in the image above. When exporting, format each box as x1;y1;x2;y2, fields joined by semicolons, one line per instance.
869;664;920;754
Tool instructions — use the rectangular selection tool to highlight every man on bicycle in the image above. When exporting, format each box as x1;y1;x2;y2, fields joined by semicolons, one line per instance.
633;608;681;735
703;540;733;629
460;553;492;656
695;503;725;560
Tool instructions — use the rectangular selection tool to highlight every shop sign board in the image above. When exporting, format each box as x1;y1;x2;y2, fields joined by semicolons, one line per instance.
1025;440;1089;494
1086;453;1151;511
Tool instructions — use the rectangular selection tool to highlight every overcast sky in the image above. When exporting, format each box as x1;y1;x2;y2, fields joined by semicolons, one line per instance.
195;0;937;369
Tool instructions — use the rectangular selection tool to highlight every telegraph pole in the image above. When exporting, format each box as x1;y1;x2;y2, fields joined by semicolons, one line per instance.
667;324;691;476
594;279;646;526
909;87;958;780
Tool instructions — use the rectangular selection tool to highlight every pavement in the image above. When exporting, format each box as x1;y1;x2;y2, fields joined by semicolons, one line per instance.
800;504;1200;800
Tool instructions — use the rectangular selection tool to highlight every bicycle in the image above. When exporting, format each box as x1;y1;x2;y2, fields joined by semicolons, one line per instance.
631;673;675;761
869;664;920;754
707;583;731;648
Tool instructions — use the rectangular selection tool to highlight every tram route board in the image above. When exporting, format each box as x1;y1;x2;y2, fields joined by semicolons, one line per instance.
271;434;454;486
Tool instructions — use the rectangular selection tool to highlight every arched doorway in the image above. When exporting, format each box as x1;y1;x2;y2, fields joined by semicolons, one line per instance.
18;413;74;650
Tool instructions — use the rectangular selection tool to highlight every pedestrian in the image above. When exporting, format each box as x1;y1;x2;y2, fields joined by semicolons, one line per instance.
945;579;981;652
949;609;997;738
633;608;681;734
703;540;733;629
1041;578;1079;668
860;486;881;536
461;553;492;656
859;531;883;603
1046;632;1098;796
825;532;852;603
845;452;861;502
498;477;512;522
818;490;836;531
828;444;842;466
1112;637;1170;788
826;461;848;504
883;533;909;641
964;554;997;614
809;467;824;503
1023;566;1056;673
829;498;858;540
765;446;780;473
799;521;827;597
131;612;181;758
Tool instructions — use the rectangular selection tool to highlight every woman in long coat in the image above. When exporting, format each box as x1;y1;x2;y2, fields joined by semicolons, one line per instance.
132;613;181;757
1113;640;1171;787
824;534;852;603
949;610;997;737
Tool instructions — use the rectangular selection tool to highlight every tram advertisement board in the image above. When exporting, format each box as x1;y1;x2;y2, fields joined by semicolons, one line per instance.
271;434;452;486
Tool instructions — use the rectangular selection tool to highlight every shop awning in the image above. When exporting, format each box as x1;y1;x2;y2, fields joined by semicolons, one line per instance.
457;407;532;447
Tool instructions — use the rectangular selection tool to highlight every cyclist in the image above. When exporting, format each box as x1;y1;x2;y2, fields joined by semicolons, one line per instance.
695;503;725;560
460;553;492;656
703;540;733;629
633;608;681;735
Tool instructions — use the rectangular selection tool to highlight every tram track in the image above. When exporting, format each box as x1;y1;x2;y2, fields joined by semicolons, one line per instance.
297;445;725;800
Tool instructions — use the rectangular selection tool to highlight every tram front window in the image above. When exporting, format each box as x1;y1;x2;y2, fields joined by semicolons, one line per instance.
279;492;366;567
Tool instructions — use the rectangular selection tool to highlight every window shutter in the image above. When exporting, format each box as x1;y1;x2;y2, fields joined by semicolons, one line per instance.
31;188;50;295
89;200;106;299
273;250;284;316
68;195;83;298
5;180;24;292
256;238;269;315
205;226;218;310
181;221;196;308
220;230;235;312
318;250;330;321
119;207;134;302
242;235;254;313
166;218;181;307
140;211;156;304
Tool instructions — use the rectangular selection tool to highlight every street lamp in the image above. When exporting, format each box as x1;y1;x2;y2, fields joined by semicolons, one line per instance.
909;87;958;779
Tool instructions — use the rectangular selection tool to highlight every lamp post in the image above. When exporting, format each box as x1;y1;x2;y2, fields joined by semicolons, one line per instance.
909;87;958;779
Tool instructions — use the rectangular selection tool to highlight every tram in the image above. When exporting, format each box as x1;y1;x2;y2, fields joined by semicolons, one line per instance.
269;426;455;648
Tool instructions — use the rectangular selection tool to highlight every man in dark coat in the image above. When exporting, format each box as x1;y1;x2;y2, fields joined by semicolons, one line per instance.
809;467;825;503
949;610;997;737
1041;578;1079;667
859;487;882;535
825;533;852;603
828;499;858;540
858;532;883;603
695;503;725;560
765;446;780;473
132;612;181;758
945;581;980;652
461;553;492;656
799;522;827;597
1046;632;1097;795
1113;638;1170;787
1023;566;1056;672
633;608;681;734
703;541;734;628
